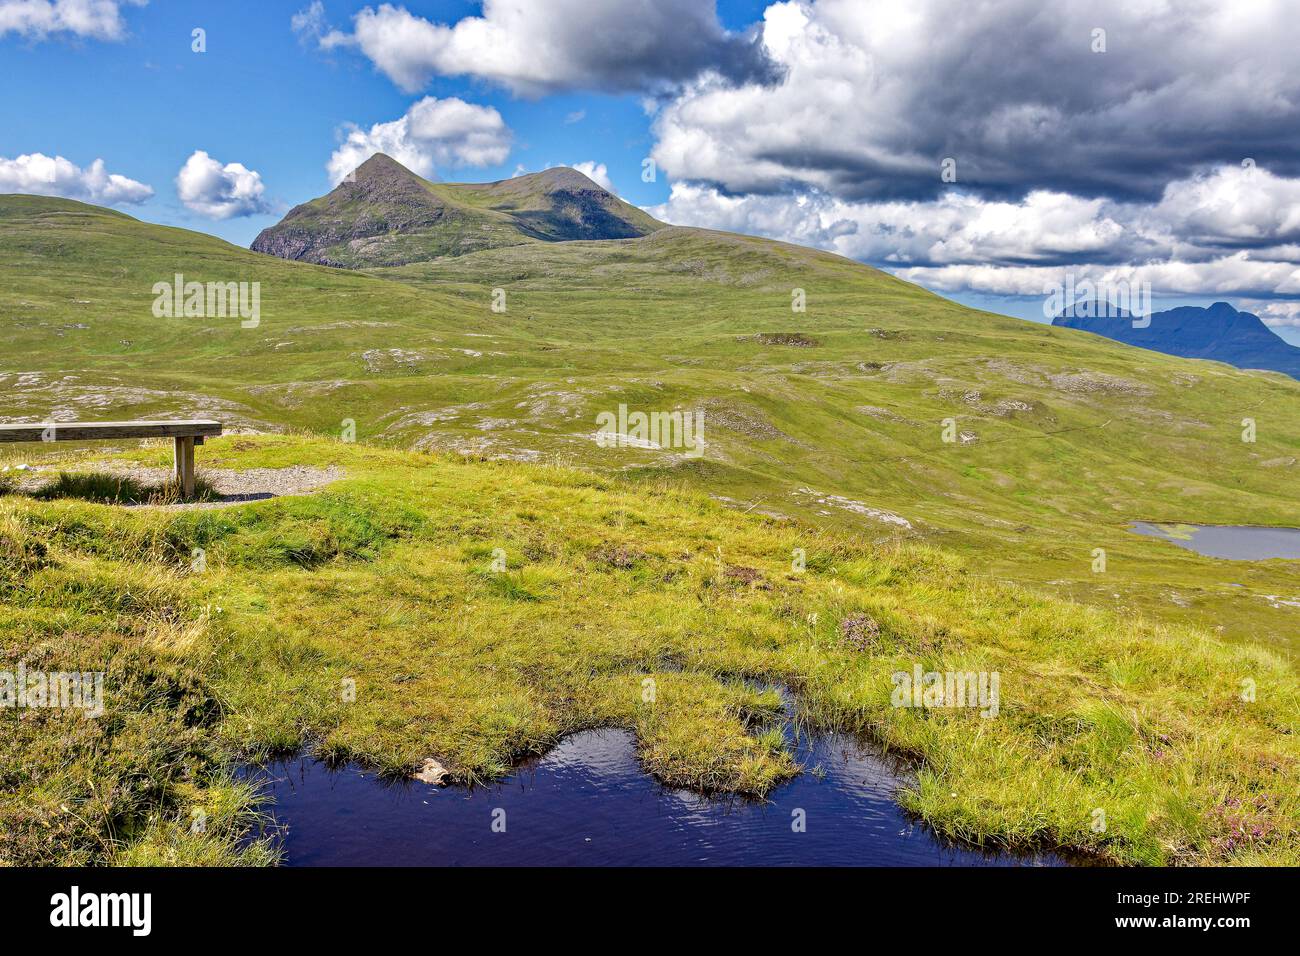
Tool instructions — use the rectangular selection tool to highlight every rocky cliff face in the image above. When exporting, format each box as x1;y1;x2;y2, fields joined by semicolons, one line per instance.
250;154;468;267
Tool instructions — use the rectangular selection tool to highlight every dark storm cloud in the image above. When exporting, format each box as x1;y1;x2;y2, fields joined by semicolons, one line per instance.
653;0;1300;202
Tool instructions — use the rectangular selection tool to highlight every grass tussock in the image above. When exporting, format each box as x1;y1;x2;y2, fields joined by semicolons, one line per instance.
31;471;220;505
0;434;1296;866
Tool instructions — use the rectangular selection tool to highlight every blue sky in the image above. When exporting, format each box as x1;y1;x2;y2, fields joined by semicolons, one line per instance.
4;0;1300;344
0;1;674;242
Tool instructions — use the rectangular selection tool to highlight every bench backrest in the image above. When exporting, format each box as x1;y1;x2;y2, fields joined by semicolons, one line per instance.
0;421;223;442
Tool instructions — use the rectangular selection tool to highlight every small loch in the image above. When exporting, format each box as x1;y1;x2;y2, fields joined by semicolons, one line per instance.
245;729;1067;867
1129;522;1300;560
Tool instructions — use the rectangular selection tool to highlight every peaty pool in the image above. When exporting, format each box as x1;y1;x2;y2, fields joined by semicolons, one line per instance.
245;729;1067;867
1129;522;1300;560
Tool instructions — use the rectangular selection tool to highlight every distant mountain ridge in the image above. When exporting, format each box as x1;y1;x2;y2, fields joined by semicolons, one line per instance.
1053;301;1300;380
250;153;666;268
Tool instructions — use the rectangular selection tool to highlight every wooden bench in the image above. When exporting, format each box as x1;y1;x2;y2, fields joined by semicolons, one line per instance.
0;420;223;499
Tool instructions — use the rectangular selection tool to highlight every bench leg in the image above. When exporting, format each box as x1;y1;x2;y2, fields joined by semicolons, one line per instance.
173;436;196;500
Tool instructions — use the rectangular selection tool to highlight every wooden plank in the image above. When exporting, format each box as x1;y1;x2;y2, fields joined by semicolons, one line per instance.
0;420;223;443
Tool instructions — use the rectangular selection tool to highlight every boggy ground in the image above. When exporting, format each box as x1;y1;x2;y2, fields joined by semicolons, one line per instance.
1;435;1295;866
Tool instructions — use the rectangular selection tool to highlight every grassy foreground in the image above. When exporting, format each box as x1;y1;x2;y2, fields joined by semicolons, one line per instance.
1;434;1295;866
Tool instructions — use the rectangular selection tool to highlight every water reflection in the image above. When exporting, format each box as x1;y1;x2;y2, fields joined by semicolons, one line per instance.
246;729;1066;867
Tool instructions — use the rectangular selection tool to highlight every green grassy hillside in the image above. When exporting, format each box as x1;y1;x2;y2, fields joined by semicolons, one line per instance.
1;193;1298;866
2;194;1296;652
2;435;1295;865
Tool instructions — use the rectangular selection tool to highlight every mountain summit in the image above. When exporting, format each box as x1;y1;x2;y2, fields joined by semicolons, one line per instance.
250;153;666;268
1053;301;1300;380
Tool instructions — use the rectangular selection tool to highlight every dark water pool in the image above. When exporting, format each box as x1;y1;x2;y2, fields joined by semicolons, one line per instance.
246;729;1066;867
1129;522;1300;560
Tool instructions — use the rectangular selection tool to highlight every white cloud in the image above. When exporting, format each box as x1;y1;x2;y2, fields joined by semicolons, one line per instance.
326;96;511;185
894;257;1300;306
650;164;1300;309
291;1;350;49
0;152;152;205
0;0;145;40
290;2;326;40
1145;164;1300;248
307;0;774;96
650;183;1126;268
175;150;271;219
570;161;614;192
1241;300;1300;329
